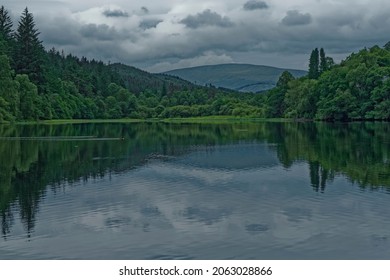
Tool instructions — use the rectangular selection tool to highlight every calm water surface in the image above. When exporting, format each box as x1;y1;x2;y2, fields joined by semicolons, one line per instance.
0;122;390;259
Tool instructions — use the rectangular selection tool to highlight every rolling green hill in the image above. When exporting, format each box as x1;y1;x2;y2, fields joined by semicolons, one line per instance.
164;63;307;92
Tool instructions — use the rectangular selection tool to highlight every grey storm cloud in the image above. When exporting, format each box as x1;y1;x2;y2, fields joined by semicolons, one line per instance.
243;1;269;11
180;9;234;29
282;10;312;26
139;19;163;30
102;9;129;18
39;17;82;46
21;0;390;72
80;23;131;41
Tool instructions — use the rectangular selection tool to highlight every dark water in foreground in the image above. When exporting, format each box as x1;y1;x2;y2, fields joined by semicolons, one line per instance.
0;121;390;259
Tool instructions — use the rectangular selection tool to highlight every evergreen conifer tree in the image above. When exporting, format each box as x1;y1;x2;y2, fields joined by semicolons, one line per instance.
0;6;14;57
0;6;13;41
14;7;45;87
319;48;327;73
308;48;319;79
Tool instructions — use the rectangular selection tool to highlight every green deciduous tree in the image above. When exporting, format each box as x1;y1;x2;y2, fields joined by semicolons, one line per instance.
16;74;41;120
316;89;358;120
264;71;295;118
0;96;12;121
319;48;334;73
284;79;318;119
0;55;19;120
276;71;295;90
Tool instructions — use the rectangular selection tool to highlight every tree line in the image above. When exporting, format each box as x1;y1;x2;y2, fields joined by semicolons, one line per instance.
0;6;262;122
1;6;390;122
263;45;390;120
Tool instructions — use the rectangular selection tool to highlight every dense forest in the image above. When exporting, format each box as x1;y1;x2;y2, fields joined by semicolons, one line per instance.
1;6;390;122
0;6;262;122
267;45;390;120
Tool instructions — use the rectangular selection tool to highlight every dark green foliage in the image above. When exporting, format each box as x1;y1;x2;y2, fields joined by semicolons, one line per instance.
0;6;13;41
0;6;14;59
325;57;335;70
0;6;265;123
284;79;318;119
319;48;327;73
0;55;19;120
264;88;284;118
276;71;294;90
316;89;358;120
384;41;390;51
308;48;319;79
110;63;198;95
0;36;6;55
2;5;390;123
264;71;295;118
0;6;13;49
261;45;390;121
315;46;390;120
14;8;45;86
16;74;41;120
319;48;334;73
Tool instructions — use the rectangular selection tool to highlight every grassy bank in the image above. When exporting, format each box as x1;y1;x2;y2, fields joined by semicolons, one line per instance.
0;116;298;126
161;116;292;124
16;118;146;125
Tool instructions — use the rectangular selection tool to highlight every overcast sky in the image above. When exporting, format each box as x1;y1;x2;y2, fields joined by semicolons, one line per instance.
2;0;390;72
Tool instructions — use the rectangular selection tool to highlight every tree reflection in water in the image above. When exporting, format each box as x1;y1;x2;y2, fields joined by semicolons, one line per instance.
1;121;389;237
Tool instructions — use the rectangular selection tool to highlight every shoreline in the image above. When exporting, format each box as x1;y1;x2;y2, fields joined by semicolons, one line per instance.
0;116;389;125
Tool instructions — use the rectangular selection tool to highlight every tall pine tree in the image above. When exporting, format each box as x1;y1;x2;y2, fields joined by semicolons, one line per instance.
0;6;13;40
308;48;319;79
0;6;14;57
14;7;45;88
319;48;327;73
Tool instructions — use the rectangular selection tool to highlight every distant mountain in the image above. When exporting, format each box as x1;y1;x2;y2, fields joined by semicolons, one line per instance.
164;63;307;92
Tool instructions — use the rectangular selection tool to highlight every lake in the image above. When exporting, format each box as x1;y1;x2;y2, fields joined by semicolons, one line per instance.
0;121;390;259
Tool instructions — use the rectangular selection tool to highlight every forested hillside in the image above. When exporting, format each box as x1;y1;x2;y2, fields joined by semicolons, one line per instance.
1;6;390;122
108;63;201;95
0;6;261;122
